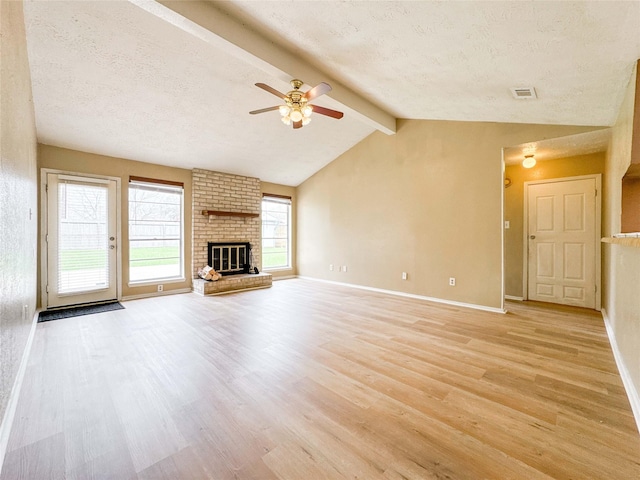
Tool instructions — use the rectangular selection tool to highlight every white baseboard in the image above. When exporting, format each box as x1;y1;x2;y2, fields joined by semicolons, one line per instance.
601;308;640;435
0;310;38;474
297;276;506;314
505;295;524;301
121;287;192;302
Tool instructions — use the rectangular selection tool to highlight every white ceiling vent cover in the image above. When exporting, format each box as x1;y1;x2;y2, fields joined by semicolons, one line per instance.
510;87;537;99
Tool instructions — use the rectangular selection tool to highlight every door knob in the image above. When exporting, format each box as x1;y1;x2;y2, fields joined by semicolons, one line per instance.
529;235;536;239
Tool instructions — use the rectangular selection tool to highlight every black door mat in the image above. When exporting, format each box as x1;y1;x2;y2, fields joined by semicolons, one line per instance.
38;301;124;323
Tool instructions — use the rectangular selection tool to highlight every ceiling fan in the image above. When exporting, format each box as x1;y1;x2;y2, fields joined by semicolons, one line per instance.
250;79;344;129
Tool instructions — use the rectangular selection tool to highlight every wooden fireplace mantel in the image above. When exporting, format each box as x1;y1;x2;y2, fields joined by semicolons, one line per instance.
201;210;259;218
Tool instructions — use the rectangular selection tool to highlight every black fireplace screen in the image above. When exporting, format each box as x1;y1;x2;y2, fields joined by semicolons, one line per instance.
207;242;251;275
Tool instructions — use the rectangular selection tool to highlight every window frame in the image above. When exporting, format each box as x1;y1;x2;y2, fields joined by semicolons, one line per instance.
128;176;185;286
261;194;292;271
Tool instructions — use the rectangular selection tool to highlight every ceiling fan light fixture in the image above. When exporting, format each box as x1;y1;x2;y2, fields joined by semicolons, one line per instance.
522;154;536;168
251;79;343;129
290;108;303;122
278;105;290;116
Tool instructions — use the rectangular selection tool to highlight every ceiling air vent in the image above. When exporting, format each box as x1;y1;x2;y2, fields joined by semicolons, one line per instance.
510;87;537;99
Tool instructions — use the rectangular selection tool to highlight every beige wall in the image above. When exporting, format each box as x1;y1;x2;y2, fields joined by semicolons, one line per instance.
0;0;38;446
504;153;605;298
297;118;602;310
261;182;297;278
38;145;193;299
603;64;640;418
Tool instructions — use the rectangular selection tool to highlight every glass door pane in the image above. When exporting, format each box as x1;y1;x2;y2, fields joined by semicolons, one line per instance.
57;181;110;293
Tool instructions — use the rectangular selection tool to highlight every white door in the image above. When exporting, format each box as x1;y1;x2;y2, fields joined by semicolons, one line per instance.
45;173;118;308
527;177;597;308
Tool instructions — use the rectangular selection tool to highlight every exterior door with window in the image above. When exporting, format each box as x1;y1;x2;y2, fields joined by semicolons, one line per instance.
45;173;118;308
526;177;598;308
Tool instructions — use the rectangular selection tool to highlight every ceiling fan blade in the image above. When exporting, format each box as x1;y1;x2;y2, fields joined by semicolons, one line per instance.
293;120;303;129
304;82;331;101
249;106;280;115
255;83;286;99
311;105;344;119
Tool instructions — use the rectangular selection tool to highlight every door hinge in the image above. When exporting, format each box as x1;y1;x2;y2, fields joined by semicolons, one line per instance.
595;189;597;197
45;233;48;243
595;285;597;293
46;285;49;293
45;184;48;192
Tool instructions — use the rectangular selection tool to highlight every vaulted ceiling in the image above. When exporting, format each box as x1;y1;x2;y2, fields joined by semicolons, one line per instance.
23;1;640;185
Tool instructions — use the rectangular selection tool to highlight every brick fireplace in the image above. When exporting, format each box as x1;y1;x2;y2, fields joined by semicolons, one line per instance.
191;168;271;294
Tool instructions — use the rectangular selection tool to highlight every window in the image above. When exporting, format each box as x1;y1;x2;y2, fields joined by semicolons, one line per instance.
128;177;184;283
262;194;291;269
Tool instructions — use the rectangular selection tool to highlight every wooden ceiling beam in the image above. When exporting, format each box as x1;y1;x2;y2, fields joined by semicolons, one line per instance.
129;0;396;135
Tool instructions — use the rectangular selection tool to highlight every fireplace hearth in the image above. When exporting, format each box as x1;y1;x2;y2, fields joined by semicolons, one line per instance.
207;242;251;276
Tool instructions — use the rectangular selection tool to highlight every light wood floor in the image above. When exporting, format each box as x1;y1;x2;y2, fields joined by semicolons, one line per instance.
2;279;639;479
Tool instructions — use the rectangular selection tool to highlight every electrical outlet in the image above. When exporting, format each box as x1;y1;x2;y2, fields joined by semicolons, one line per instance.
342;265;348;273
330;264;334;271
402;272;408;280
157;284;164;292
449;277;456;286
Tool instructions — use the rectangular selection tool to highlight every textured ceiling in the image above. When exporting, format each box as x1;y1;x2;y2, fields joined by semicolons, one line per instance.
217;0;640;125
23;1;640;186
23;0;374;186
503;129;611;166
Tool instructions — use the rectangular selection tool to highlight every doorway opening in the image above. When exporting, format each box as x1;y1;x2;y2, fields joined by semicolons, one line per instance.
502;130;609;310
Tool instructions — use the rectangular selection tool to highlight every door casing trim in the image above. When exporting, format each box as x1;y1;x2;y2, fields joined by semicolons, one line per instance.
522;174;601;310
40;168;122;309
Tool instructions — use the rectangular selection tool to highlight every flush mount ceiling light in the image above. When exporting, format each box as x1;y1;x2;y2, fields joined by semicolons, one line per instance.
522;154;536;168
250;79;344;129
